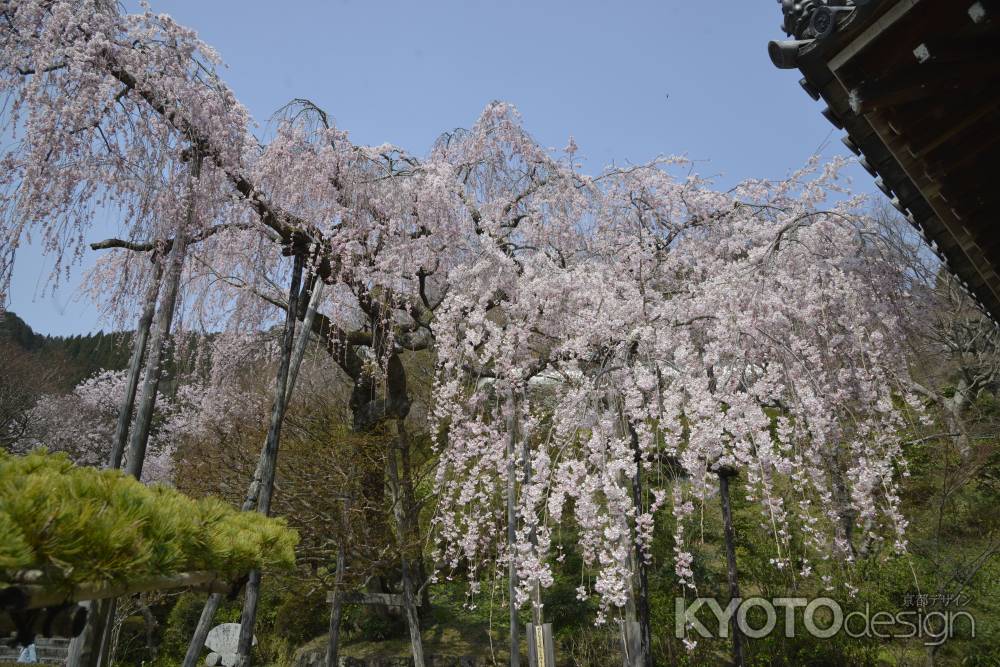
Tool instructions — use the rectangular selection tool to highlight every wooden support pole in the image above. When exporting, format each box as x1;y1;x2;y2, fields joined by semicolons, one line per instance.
520;406;543;629
235;254;305;667
525;622;555;667
182;593;221;667
505;390;521;667
183;277;322;667
387;423;425;667
69;156;202;667
628;425;654;667
718;467;744;667
124;154;200;480
622;620;643;667
85;255;165;667
240;277;324;513
107;254;163;470
324;505;347;667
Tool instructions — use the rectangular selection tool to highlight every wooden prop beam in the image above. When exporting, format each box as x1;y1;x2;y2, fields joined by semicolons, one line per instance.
1;572;239;612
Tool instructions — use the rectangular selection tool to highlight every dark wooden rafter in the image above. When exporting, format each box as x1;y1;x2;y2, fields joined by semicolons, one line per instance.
850;61;1000;114
769;0;1000;320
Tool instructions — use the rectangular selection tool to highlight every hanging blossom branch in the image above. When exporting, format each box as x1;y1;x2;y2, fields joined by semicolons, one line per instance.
430;154;923;626
89;222;271;252
0;0;342;308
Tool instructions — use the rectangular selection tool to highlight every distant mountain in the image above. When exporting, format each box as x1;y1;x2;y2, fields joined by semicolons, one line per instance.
0;310;44;350
0;310;133;390
0;311;214;397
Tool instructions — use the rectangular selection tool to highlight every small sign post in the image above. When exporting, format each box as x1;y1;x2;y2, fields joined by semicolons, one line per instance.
622;620;642;667
525;623;555;667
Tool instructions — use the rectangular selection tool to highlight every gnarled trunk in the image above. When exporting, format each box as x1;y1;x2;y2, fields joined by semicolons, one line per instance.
387;420;425;667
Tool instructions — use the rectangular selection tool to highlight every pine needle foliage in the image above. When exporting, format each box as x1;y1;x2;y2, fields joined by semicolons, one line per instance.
0;450;297;590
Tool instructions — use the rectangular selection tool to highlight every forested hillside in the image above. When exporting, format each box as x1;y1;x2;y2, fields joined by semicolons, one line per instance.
0;310;133;389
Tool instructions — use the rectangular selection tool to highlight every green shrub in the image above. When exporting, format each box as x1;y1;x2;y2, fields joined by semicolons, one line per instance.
0;450;298;591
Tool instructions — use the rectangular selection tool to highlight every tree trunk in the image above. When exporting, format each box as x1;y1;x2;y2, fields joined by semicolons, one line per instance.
718;467;744;667
628;426;654;667
387;421;425;667
505;391;521;667
945;381;972;461
108;255;163;470
235;254;305;667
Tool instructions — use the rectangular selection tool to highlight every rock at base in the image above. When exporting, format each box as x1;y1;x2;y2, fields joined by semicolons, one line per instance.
207;623;255;654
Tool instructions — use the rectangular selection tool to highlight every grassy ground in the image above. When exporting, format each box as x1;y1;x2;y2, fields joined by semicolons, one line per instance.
295;624;501;661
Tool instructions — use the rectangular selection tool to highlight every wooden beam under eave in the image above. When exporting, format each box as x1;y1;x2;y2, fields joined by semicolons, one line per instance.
906;104;999;159
828;0;922;72
975;226;1000;256
938;171;1000;204
852;62;1000;114
927;207;1000;309
864;116;1000;312
924;125;1000;180
1;572;236;611
834;0;982;83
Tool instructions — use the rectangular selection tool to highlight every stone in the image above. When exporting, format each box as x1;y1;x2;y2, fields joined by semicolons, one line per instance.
205;652;221;666
220;654;238;667
206;623;255;654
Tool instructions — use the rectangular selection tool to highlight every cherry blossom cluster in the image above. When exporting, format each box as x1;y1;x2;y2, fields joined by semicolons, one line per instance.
431;144;921;618
19;368;192;483
1;0;253;302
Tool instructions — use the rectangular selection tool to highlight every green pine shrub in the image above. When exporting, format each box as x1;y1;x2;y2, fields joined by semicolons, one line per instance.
0;450;298;593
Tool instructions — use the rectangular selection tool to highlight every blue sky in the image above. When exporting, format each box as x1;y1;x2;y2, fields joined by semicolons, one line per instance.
8;0;871;335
